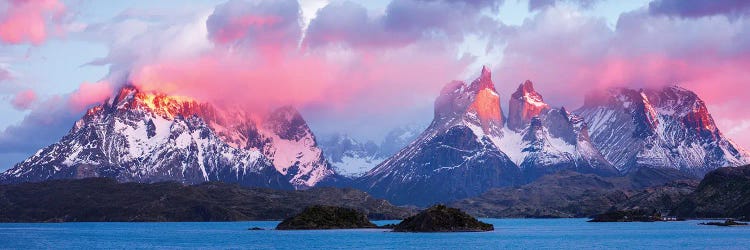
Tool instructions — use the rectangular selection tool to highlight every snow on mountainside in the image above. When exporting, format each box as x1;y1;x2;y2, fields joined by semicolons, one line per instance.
500;81;616;179
319;134;380;177
319;125;424;177
0;86;336;189
357;67;614;205
577;86;750;176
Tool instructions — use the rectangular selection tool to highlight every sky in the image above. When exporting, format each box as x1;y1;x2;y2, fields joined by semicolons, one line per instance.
1;0;749;170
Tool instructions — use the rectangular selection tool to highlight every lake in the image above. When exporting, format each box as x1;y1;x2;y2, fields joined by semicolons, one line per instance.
1;219;749;249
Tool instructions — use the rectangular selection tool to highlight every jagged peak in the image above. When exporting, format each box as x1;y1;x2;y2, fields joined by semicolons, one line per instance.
111;84;139;106
515;80;535;95
507;80;549;130
662;84;690;93
325;132;358;145
438;80;466;96
268;105;303;123
481;65;491;78
469;65;496;92
511;80;547;107
582;87;648;109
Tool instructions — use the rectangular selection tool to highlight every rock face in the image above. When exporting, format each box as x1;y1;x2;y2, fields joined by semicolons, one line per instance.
0;86;337;189
393;205;493;232
275;205;376;230
676;165;750;219
0;178;414;222
577;86;749;176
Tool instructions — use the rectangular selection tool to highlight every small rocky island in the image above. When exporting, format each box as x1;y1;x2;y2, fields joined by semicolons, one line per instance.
275;205;377;230
393;205;494;232
699;219;748;227
588;210;663;222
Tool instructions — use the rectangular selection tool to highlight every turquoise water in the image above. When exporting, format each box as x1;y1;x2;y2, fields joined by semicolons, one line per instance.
1;219;749;249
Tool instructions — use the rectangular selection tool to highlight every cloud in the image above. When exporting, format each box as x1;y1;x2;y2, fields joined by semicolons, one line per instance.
0;66;11;82
0;0;66;45
81;6;214;82
206;0;302;50
303;0;502;49
0;81;119;169
528;0;600;11
0;95;82;165
116;0;478;138
10;89;37;110
68;81;114;111
648;0;750;19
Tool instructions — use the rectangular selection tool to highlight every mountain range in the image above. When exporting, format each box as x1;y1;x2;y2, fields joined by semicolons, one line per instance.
1;67;748;207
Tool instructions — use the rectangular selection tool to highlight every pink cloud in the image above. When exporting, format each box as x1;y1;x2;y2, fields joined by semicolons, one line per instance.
0;67;11;81
206;0;301;49
123;0;472;132
211;15;282;44
68;81;114;111
10;89;36;110
0;0;66;45
129;42;470;121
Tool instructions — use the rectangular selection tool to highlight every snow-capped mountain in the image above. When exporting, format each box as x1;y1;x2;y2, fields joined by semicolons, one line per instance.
577;86;750;176
319;134;380;177
0;86;337;189
376;124;424;158
505;81;617;180
319;125;423;177
357;67;614;205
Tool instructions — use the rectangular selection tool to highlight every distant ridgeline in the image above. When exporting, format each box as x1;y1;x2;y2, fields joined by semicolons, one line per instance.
1;66;748;207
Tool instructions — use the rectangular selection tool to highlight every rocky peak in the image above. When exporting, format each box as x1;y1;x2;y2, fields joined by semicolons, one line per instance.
469;65;495;92
467;86;503;133
508;80;550;131
645;85;719;139
583;87;659;138
522;117;545;143
432;67;504;135
104;85;215;121
265;105;311;142
465;66;503;134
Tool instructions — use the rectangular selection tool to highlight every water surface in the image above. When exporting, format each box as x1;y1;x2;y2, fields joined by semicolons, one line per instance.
1;219;749;249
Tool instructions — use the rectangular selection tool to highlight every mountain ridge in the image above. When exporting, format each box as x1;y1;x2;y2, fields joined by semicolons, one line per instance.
0;86;339;189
